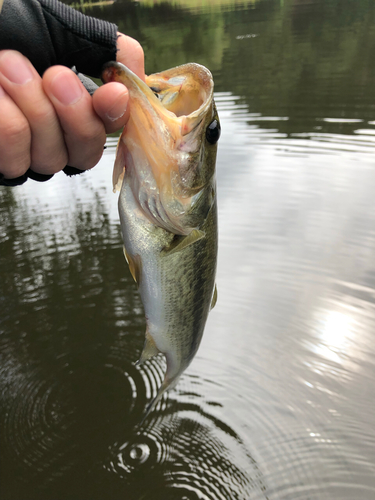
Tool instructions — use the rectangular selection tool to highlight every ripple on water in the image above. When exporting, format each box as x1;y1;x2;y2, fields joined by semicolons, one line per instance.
106;399;269;500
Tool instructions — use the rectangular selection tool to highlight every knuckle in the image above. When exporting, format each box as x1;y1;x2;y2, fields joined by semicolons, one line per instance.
79;124;106;147
0;161;28;179
67;126;106;169
84;150;103;170
1;116;30;145
83;144;105;169
30;103;54;126
56;148;69;170
0;148;30;179
0;117;31;177
31;147;69;174
51;148;69;173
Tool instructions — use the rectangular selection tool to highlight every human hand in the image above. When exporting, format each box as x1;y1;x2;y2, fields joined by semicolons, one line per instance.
0;33;144;184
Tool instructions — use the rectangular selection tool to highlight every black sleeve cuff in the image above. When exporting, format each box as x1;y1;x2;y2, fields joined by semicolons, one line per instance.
0;0;118;78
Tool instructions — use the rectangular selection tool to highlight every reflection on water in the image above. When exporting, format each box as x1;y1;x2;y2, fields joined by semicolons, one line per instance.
2;0;375;498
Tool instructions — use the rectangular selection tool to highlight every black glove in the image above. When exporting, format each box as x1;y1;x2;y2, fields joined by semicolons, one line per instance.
0;0;117;78
0;0;118;186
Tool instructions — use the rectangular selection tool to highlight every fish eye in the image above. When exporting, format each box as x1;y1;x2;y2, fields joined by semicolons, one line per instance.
206;119;221;145
149;86;160;98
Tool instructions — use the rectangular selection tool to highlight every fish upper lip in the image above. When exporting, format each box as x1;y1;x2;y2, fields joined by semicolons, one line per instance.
102;61;160;104
101;61;214;129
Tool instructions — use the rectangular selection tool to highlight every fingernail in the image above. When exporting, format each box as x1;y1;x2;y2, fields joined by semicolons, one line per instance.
0;51;34;85
106;91;128;121
50;71;83;106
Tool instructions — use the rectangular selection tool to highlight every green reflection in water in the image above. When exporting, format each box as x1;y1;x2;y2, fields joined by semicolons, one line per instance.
0;184;145;498
75;0;375;135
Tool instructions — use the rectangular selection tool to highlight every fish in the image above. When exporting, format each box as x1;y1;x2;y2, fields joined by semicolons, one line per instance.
101;61;220;420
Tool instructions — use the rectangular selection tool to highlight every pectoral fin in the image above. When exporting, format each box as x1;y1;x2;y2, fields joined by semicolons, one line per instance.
123;247;142;285
112;137;126;192
163;229;205;255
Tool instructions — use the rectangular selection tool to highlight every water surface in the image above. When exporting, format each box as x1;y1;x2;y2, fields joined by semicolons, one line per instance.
1;0;375;498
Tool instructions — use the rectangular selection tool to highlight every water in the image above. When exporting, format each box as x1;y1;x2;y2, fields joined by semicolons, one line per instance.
1;0;375;498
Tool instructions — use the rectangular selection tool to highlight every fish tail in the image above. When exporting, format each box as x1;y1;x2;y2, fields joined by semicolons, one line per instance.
138;375;180;427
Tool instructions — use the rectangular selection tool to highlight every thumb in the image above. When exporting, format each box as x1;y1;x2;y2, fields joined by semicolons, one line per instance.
116;33;145;82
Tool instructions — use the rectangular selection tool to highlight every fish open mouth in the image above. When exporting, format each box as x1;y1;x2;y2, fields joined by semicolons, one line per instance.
146;63;213;119
102;62;214;136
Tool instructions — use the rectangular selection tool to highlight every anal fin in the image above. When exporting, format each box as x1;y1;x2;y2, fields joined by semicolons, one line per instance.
136;329;160;366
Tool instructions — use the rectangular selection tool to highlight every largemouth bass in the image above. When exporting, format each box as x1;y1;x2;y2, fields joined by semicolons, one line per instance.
102;62;220;419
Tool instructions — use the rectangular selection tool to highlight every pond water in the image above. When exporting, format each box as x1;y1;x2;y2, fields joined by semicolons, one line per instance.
1;0;375;498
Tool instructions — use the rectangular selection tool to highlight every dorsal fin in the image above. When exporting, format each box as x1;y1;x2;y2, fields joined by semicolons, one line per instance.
210;284;218;309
